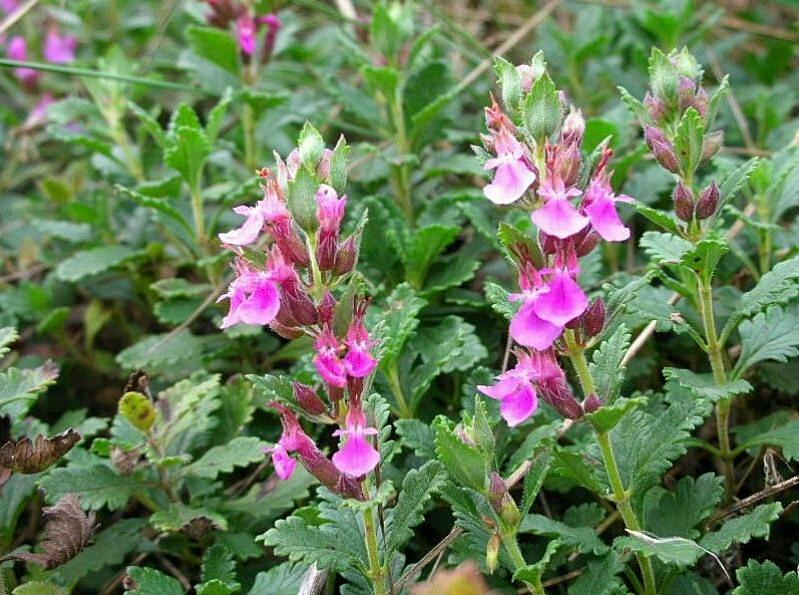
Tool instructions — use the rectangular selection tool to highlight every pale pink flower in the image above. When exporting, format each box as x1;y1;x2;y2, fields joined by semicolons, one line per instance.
583;167;632;242
532;269;588;327
531;176;588;239
332;408;380;477
218;203;265;246
483;127;536;205
217;266;280;328
7;36;39;86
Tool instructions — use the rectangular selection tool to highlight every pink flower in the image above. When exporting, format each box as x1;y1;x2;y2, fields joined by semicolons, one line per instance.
478;351;561;426
23;92;54;128
533;269;588;327
314;326;347;387
236;15;257;55
218;204;265;246
217;266;280;328
508;265;562;350
343;301;377;378
7;36;39;86
483;127;536;205
316;184;347;232
583;165;632;242
43;28;77;64
1;0;19;13
265;442;297;480
531;176;589;239
332;408;380;477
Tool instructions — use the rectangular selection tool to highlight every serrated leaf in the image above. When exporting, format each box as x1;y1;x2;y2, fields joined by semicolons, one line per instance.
585;396;647;433
639;231;693;265
286;166;319;234
124;566;184;595
589;324;631;405
116;331;203;376
395;419;435;459
372;283;426;369
733;560;799;595
386;461;444;552
615;532;702;566
673;107;705;176
633;202;682;235
551;448;605;494
734;304;799;377
186;26;240;74
663;368;752;403
701;503;782;553
568;553;623;595
150;503;228;533
643;473;723;539
494;56;523;113
521;515;608;555
717;157;758;217
0;327;19;357
402;224;460;289
115;185;194;237
55;246;139;282
183;436;268;479
202;543;237;587
433;417;486;492
39;465;140;510
522;71;561;140
247;564;306;595
513;540;559;585
165;125;211;188
0;429;81;474
679;236;728;283
736;418;799;461
12;583;66;595
484;281;518;320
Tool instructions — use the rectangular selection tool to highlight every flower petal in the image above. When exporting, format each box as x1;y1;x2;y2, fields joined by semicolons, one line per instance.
269;444;297;480
510;301;564;350
499;383;538;427
531;199;589;239
344;347;378;378
332;434;380;477
218;206;264;246
585;197;630;242
484;162;536;205
533;272;588;327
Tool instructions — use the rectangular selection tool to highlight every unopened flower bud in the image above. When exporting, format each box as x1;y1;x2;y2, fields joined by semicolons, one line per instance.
540;383;583;419
644;126;680;173
574;230;601;257
516;64;536;93
695;181;720;220
293;382;327;416
454;423;477;448
583;393;603;414
281;286;318;326
561;107;585;147
584;298;606;337
318;291;337;325
673;182;695;222
488;472;521;528
269;320;304;339
317;148;334;181
644;92;668;123
701;130;724;162
557;143;582;187
486;533;501;574
538;230;558;255
333;233;359;275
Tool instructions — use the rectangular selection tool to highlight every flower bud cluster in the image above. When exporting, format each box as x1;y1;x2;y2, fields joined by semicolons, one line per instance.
639;48;725;229
217;131;379;499
477;58;626;427
204;0;281;63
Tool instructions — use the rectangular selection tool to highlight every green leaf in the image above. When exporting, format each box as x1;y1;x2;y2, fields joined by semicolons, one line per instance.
124;566;185;595
115;185;194;237
116;331;203;378
733;560;799;595
585;396;647;433
522;71;561;140
551;448;605;494
679;235;728;283
247;564;306;595
328;135;349;193
494;56;522;112
186;26;239;74
521;515;608;555
568;554;623;595
633;202;682;235
373;283;426;369
297;121;325;169
196;580;238;595
395;419;436;459
206;88;233;143
402;224;460;288
639;231;693;265
734;304;799;377
404;60;454;122
615;532;702;566
386;461;445;552
736;418;799;461
150;503;229;533
39;464;140;510
0;364;58;413
718;157;758;216
202;544;238;588
701;503;783;553
0;327;19;357
183;436;268;479
673;107;705;176
361;65;400;99
643;473;723;539
497;221;544;269
589;324;631;405
513;540;559;585
484;281;518;321
286;166;318;234
165;125;211;188
724;254;799;335
55;246;139;282
12;583;66;595
433;417;486;492
663;368;752;403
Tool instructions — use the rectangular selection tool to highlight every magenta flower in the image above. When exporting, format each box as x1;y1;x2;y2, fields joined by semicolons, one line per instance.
217;265;280;328
43;28;77;64
533;269;588;327
7;36;39;86
265;442;297;480
531;176;589;239
583;167;632;242
343;301;377;378
236;15;257;55
332;408;380;477
508;265;563;350
314;326;347;388
316;184;347;231
483;127;537;205
1;0;20;13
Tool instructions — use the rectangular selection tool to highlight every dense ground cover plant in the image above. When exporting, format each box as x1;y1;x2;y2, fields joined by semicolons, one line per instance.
2;1;799;594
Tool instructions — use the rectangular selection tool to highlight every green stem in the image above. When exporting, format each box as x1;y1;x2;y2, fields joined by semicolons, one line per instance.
242;103;257;172
306;235;324;301
389;88;414;224
387;363;412;418
363;505;389;595
111;123;145;183
697;276;735;498
597;432;657;595
499;530;541;595
565;333;656;595
190;182;206;251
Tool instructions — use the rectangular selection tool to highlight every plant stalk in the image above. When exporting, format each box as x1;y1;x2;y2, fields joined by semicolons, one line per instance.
389;88;414;224
363;504;389;595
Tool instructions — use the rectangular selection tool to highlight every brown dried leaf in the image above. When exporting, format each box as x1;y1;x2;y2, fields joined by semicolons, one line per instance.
180;516;217;540
2;493;97;569
0;429;81;474
124;370;152;398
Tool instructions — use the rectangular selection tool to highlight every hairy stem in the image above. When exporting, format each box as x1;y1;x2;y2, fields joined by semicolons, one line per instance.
389;88;414;224
697;275;735;498
387;363;412;418
565;333;656;595
363;504;389;595
242;102;257;172
499;529;541;595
